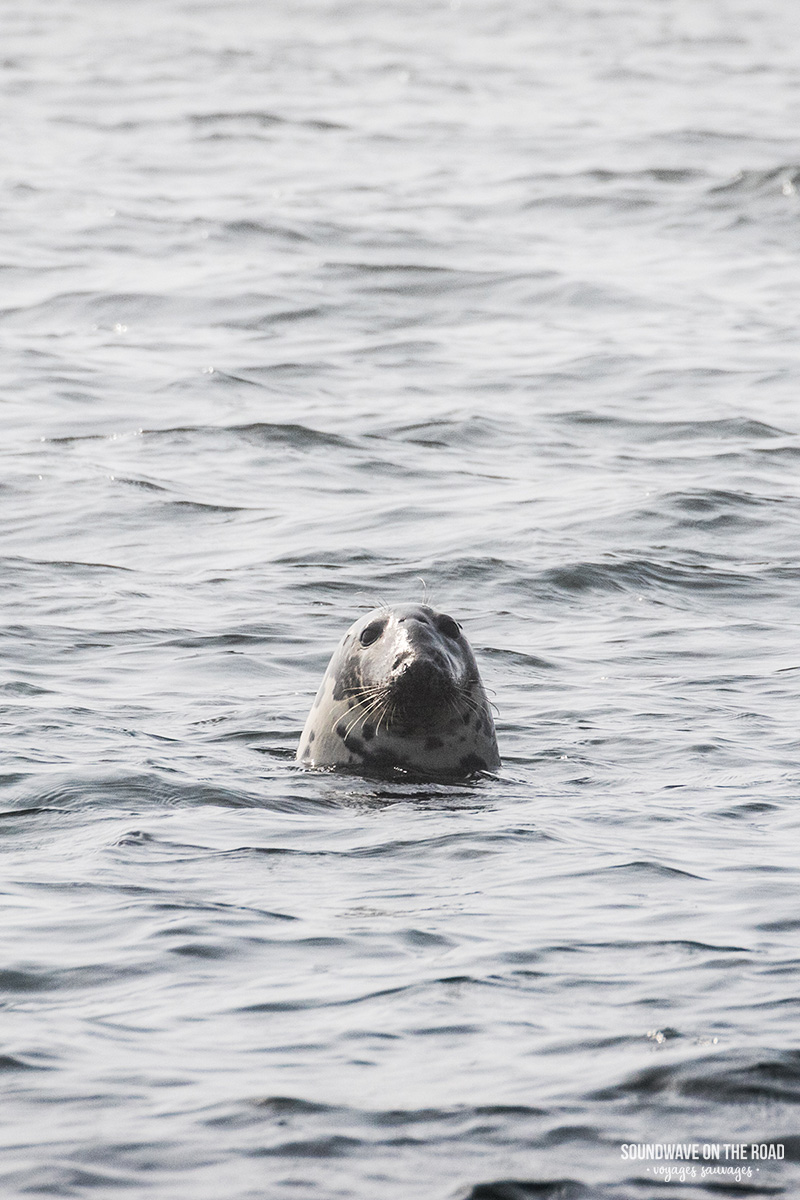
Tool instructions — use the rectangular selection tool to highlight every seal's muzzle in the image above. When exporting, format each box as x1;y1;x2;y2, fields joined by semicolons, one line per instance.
390;656;452;728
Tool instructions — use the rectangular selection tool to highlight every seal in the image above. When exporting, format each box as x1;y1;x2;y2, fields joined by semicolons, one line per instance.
296;603;500;779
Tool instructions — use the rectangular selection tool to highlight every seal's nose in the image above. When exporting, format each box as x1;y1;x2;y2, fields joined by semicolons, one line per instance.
391;656;451;730
396;657;442;692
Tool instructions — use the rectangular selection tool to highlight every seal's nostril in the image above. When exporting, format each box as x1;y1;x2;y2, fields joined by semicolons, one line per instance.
393;652;411;671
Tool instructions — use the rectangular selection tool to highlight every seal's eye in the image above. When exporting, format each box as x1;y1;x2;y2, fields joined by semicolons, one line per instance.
360;618;387;647
437;614;461;639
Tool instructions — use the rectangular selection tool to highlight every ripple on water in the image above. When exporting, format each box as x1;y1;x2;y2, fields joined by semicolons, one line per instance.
4;0;800;1197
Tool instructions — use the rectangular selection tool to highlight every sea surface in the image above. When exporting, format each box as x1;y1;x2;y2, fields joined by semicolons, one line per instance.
3;1;800;1196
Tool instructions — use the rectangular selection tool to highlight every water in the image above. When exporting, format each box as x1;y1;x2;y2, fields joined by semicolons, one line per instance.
3;0;800;1196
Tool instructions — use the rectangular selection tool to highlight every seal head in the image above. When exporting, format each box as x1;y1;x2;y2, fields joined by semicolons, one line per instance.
296;604;500;779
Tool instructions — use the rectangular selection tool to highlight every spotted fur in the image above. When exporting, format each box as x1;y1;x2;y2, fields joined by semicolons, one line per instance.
296;604;500;779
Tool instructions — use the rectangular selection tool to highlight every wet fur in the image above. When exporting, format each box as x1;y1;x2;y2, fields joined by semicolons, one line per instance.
296;604;500;779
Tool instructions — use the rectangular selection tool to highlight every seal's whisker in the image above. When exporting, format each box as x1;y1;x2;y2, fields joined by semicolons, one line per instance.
346;682;392;705
356;593;392;614
445;692;475;725
375;696;395;737
359;593;390;614
347;685;387;702
344;693;387;736
370;701;386;738
349;695;389;718
456;690;482;717
344;702;371;737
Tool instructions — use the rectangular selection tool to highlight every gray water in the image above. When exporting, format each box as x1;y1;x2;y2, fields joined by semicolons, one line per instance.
3;1;800;1196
